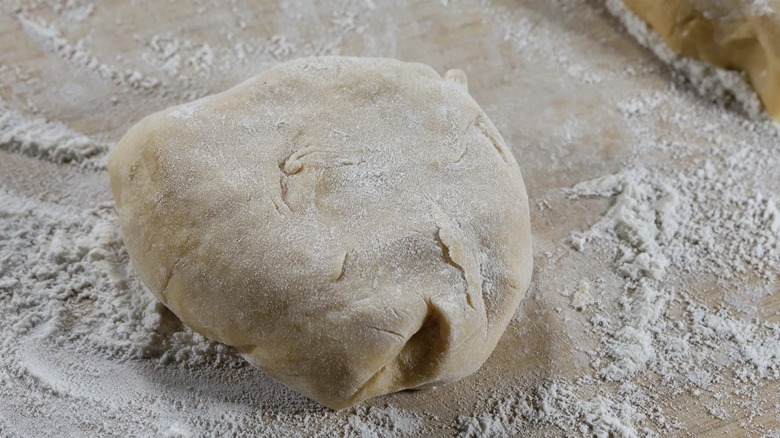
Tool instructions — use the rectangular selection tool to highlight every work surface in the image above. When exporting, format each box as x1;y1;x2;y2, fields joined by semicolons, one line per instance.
1;0;779;436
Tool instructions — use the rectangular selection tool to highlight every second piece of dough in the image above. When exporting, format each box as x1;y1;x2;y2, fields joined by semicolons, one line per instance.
623;0;780;121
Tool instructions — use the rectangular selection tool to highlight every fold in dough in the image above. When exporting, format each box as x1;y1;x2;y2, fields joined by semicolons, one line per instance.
623;0;780;121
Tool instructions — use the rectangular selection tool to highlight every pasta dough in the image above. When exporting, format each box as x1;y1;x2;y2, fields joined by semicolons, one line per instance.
108;57;533;409
623;0;780;121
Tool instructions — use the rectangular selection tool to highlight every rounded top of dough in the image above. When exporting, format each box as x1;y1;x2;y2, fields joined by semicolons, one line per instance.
108;57;533;409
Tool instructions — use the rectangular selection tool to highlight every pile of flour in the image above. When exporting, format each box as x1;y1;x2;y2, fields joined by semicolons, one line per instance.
2;0;780;436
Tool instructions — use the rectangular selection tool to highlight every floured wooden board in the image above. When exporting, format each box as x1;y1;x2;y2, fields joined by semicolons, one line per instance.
1;0;779;436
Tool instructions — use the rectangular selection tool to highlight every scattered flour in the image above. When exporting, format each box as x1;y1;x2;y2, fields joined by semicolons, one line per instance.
0;99;109;167
570;279;593;311
17;15;164;94
455;381;653;438
346;406;424;438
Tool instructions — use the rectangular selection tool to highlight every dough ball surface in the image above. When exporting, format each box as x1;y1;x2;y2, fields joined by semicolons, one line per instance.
108;57;533;409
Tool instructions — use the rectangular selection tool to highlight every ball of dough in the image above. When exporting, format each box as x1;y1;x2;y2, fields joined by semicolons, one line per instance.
108;57;533;409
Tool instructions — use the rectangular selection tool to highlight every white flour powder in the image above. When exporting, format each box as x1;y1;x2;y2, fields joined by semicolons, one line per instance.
17;15;163;95
0;100;108;168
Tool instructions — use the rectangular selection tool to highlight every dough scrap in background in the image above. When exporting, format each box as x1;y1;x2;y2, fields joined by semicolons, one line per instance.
108;57;533;409
622;0;780;121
